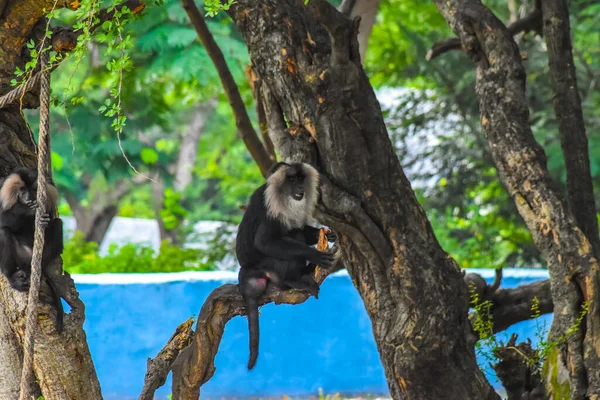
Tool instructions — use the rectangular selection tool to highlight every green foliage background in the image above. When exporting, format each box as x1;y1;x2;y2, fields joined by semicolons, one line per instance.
29;0;600;273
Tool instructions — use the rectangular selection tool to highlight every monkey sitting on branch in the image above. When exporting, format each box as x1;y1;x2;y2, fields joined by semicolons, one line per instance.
236;162;338;370
0;167;65;332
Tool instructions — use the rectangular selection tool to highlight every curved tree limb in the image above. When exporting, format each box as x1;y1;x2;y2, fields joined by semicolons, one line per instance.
426;6;542;61
139;318;194;400
487;279;553;335
181;0;273;177
171;232;337;399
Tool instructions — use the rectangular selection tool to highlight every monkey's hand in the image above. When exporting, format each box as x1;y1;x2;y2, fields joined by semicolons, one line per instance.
10;270;30;291
38;213;51;227
26;199;37;211
324;229;337;242
309;249;335;268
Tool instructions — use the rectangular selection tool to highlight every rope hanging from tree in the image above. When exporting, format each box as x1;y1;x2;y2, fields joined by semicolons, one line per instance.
0;53;54;400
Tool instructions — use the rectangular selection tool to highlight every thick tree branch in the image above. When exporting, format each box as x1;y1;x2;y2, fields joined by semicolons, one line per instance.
426;7;542;61
181;0;273;177
226;1;496;397
171;233;336;399
139;318;194;400
541;0;599;251
487;279;553;335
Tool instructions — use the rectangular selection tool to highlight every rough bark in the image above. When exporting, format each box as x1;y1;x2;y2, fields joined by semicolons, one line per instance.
214;1;497;399
430;0;600;397
541;0;599;250
0;269;103;399
492;334;546;400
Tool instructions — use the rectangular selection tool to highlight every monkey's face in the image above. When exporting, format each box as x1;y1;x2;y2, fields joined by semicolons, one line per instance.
0;168;38;212
285;168;306;202
18;180;37;206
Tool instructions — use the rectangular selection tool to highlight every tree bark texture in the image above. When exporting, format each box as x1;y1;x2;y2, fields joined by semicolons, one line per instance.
0;1;104;398
541;0;599;250
430;0;600;397
227;1;497;399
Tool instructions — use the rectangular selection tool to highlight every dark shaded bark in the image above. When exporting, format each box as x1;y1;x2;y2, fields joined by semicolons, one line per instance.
430;0;600;397
492;334;546;400
541;0;599;250
487;279;553;335
214;1;497;399
246;66;277;161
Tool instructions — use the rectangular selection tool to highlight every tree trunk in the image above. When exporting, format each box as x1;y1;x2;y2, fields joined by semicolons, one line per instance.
0;2;103;398
0;110;103;398
430;0;600;397
228;1;496;398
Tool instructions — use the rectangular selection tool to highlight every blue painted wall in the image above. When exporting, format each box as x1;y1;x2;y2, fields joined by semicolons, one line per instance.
74;269;551;399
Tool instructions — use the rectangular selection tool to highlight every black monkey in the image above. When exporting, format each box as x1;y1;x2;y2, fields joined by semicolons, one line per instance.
0;167;65;332
236;162;337;370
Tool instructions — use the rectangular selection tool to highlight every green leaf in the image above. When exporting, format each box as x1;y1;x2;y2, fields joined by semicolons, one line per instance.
140;148;159;164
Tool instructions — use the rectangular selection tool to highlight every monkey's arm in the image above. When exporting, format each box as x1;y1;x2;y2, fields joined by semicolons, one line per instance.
0;228;18;277
255;223;333;266
0;206;34;232
299;226;321;245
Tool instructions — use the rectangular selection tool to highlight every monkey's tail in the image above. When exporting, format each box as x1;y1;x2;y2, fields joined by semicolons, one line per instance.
246;297;260;370
43;271;63;333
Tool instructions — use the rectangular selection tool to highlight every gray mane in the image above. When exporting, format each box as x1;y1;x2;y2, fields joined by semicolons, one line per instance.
264;163;319;230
